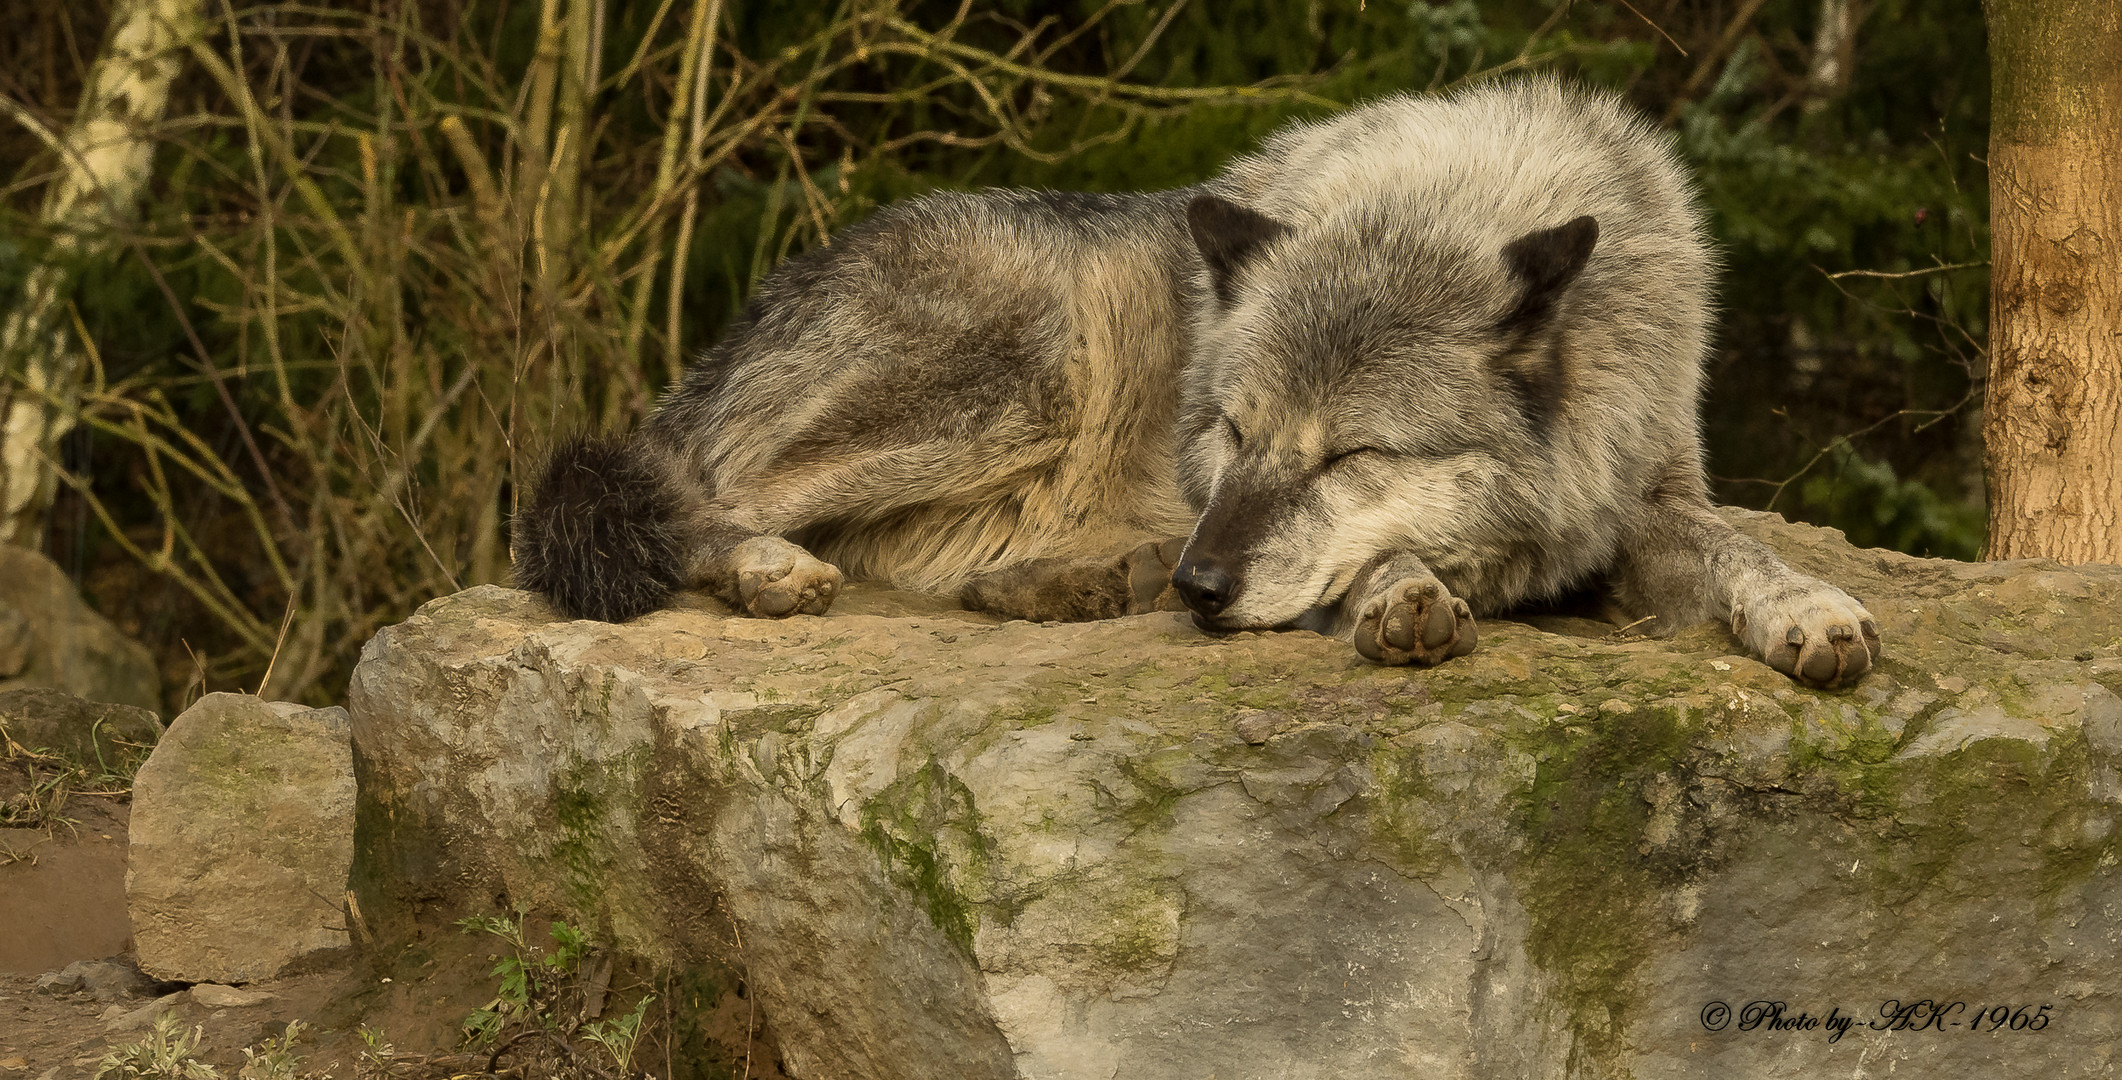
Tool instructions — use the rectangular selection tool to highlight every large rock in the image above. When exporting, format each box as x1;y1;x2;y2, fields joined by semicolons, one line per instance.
128;693;355;983
348;511;2122;1079
0;545;159;711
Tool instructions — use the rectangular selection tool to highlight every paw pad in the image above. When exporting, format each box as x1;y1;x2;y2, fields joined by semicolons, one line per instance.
1353;577;1477;667
730;538;842;618
1737;584;1881;689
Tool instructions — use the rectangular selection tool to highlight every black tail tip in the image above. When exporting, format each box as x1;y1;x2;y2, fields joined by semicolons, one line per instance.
512;436;685;622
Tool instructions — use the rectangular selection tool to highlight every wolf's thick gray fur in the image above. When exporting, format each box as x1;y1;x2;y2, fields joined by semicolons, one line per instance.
517;78;1879;687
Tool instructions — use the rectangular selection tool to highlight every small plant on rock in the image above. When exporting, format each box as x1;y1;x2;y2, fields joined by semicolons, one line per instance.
458;910;657;1078
578;996;657;1076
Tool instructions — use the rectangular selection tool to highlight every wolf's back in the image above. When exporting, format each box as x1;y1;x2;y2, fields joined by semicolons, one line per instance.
513;436;688;622
1219;77;1702;239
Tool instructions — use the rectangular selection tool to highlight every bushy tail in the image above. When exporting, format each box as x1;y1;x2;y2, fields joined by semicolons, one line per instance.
512;436;686;622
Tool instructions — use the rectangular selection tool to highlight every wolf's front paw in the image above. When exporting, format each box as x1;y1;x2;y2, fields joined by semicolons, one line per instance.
1353;578;1478;666
959;538;1188;622
1733;582;1879;688
730;537;842;617
1123;537;1193;615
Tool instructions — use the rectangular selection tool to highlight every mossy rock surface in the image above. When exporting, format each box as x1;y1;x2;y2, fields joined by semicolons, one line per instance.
348;510;2122;1080
131;693;354;983
0;686;160;769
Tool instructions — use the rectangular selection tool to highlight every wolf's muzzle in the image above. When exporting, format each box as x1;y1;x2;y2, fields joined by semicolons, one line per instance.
1172;556;1239;619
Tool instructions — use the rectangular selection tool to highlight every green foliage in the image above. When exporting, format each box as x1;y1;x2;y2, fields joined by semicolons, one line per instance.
93;1014;334;1080
1795;443;1986;560
351;1026;395;1078
458;910;659;1077
459;911;592;1043
579;994;658;1076
1674;0;1990;533
236;1021;328;1080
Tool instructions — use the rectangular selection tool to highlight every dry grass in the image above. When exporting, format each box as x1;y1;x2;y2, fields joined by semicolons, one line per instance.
0;720;146;844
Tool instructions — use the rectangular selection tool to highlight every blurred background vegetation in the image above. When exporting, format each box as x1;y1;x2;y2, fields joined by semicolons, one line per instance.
0;0;1990;709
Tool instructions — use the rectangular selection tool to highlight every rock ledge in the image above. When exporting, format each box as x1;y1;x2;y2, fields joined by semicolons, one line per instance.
350;511;2122;1080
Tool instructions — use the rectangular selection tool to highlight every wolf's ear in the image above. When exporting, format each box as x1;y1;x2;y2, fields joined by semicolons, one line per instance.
1188;195;1292;305
1499;215;1599;329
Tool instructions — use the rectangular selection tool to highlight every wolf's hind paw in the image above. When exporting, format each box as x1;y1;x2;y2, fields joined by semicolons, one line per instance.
731;537;842;617
1354;579;1478;666
1732;584;1879;688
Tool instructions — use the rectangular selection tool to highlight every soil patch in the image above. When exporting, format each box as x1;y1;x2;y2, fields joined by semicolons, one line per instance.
0;965;365;1077
1;798;132;974
1;946;787;1079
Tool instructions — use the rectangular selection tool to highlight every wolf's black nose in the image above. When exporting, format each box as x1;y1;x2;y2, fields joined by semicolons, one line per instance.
1172;558;1238;617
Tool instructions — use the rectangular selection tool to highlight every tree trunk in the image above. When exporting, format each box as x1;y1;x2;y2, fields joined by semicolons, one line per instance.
0;0;205;549
1982;0;2122;563
1803;0;1856;110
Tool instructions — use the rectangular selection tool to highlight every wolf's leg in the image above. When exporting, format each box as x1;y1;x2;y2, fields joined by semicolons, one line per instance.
669;471;842;619
959;538;1189;622
1615;499;1878;688
1337;552;1480;666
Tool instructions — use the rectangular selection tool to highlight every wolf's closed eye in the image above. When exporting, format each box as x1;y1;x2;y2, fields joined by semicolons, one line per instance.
1323;447;1382;468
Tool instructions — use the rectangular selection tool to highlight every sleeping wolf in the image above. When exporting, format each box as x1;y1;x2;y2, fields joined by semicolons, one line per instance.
516;78;1880;688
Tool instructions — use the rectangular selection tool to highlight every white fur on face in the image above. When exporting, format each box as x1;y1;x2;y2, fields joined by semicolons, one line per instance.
1197;450;1501;626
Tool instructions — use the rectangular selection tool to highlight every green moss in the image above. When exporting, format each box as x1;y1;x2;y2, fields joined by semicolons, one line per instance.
661;959;764;1080
549;745;653;915
1717;681;2117;958
1118;662;1174;692
553;783;605;911
1093;926;1170;971
1822;727;2112;918
859;761;991;955
1186;672;1236;697
993;702;1060;726
870;829;975;951
1083;881;1182;974
1110;750;1197;833
1365;745;1456;879
1786;699;1938;817
1187;667;1308;710
1507;700;1703;1078
592;671;617;728
720;703;826;741
350;772;439;941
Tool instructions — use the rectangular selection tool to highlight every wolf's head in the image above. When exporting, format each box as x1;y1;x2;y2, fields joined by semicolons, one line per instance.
1170;193;1599;629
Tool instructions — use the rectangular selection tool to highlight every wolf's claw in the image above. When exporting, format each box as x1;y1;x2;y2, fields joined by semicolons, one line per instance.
1355;578;1478;666
729;537;841;617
